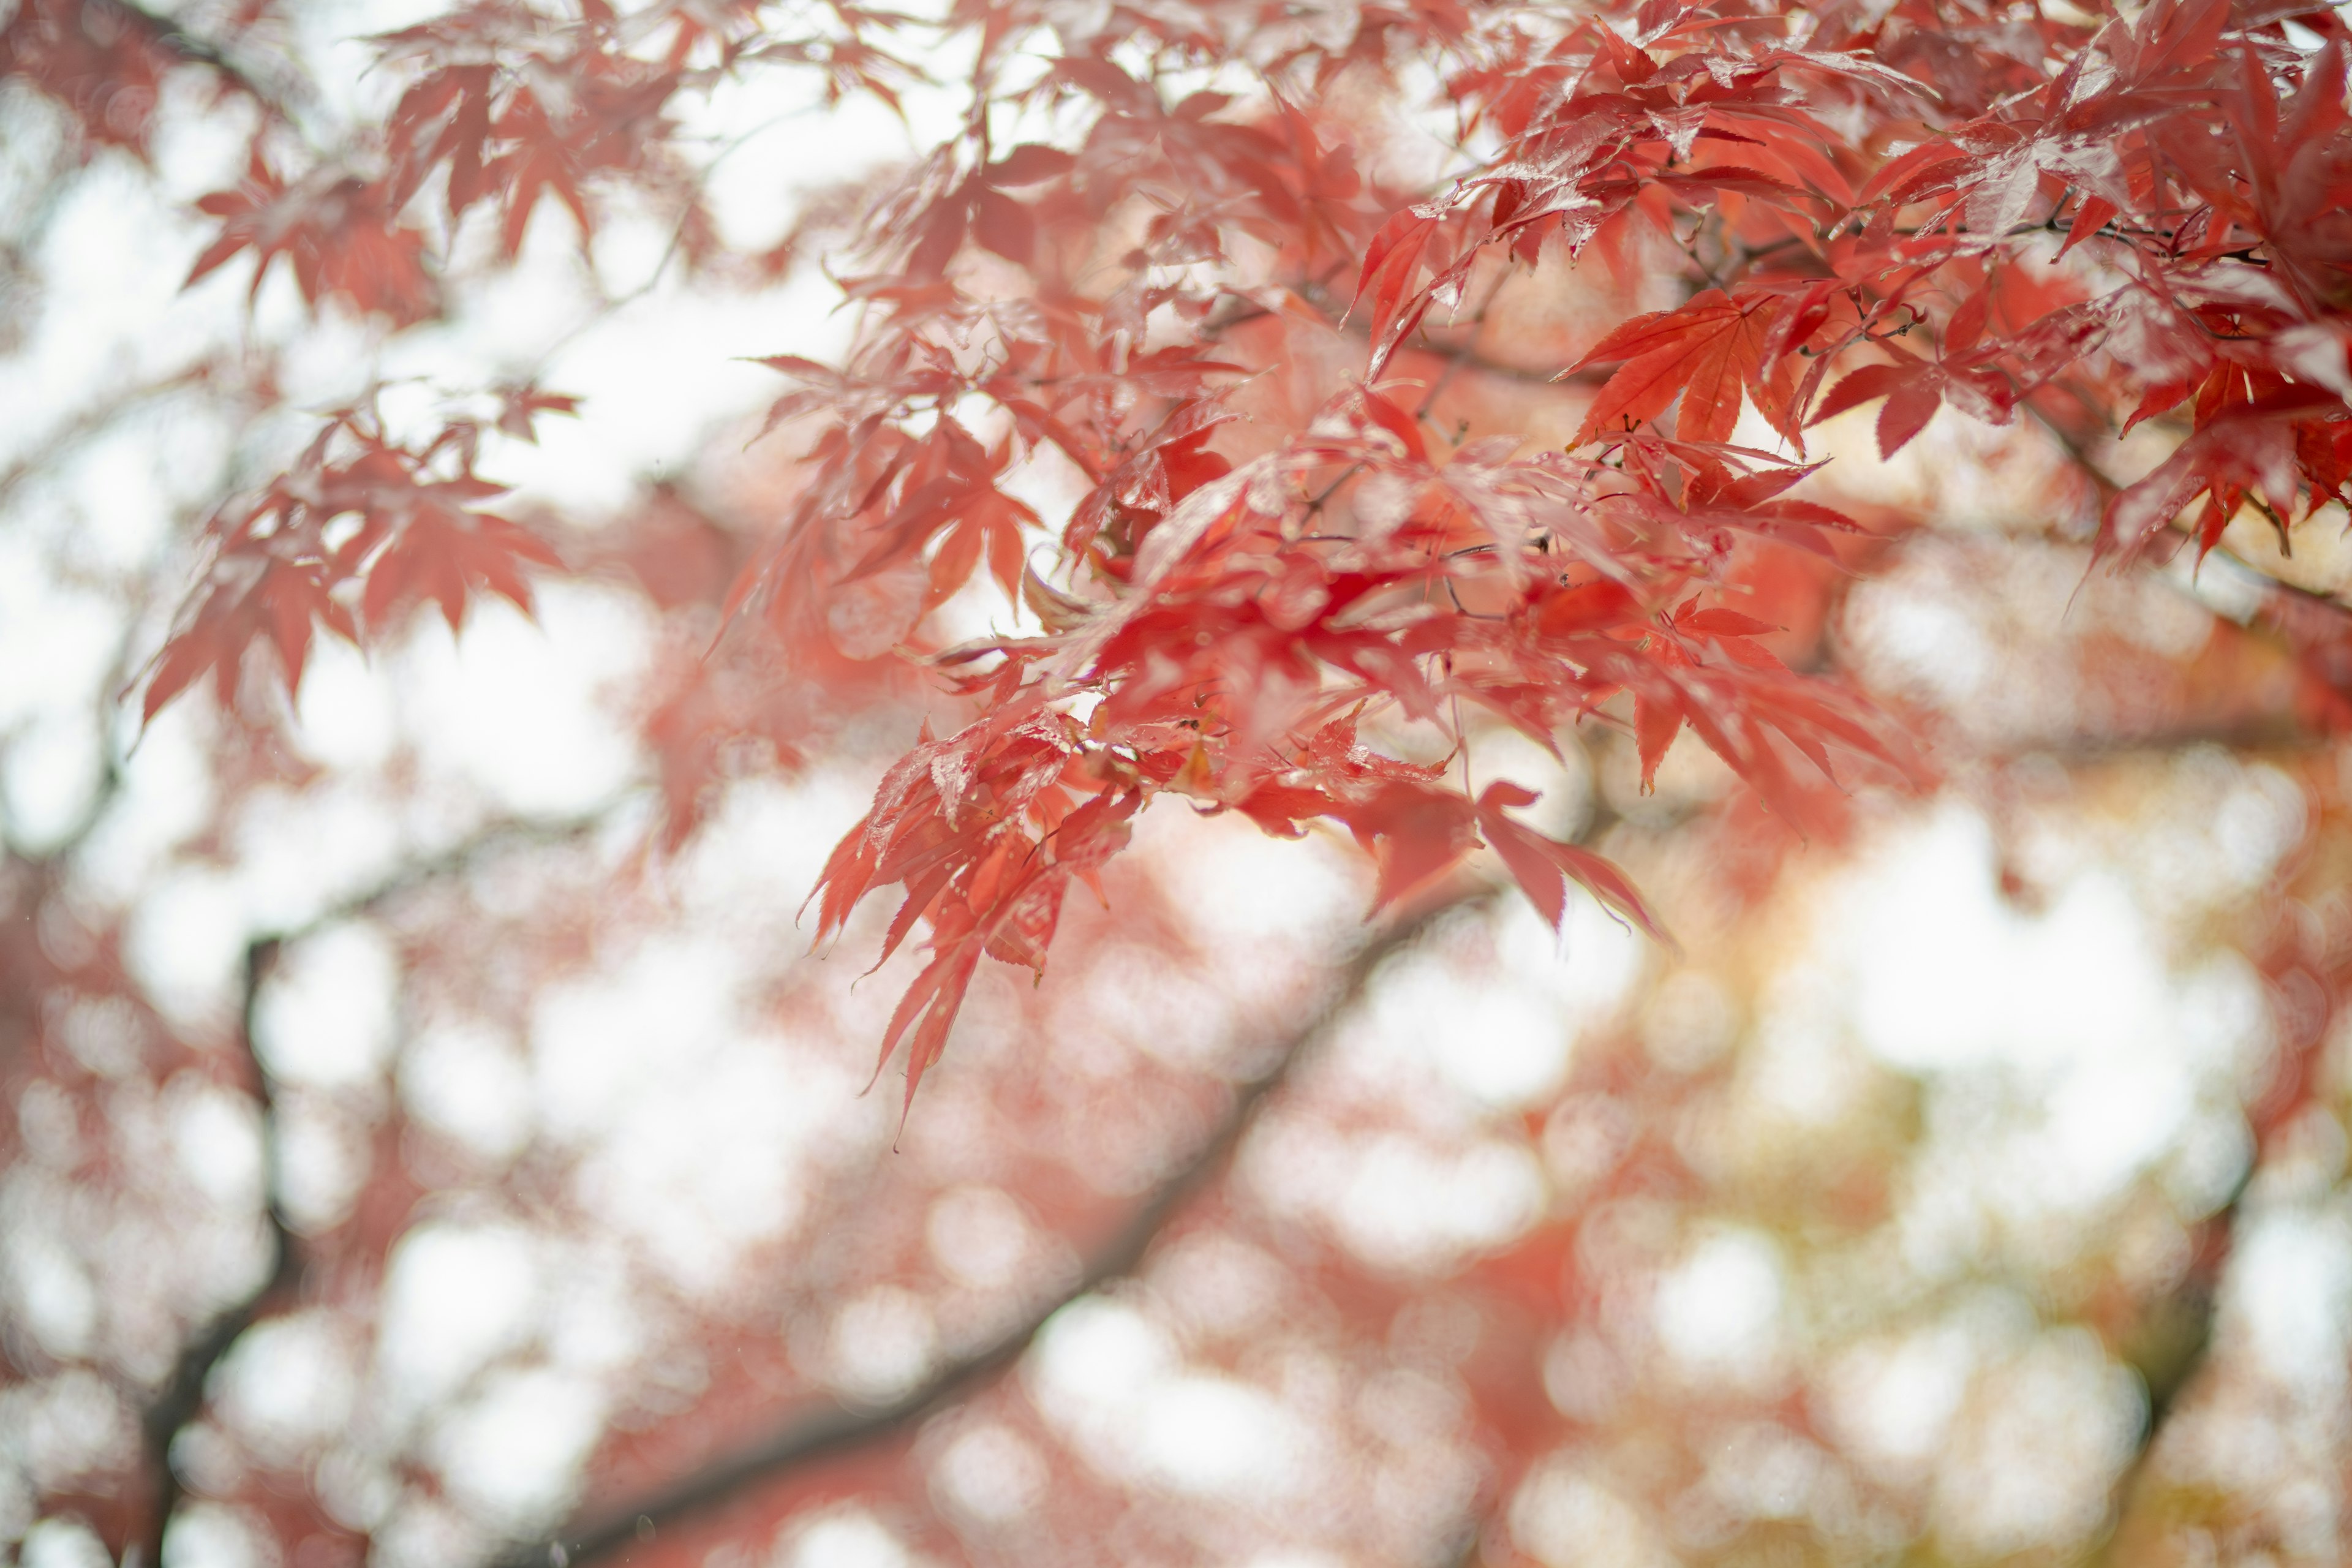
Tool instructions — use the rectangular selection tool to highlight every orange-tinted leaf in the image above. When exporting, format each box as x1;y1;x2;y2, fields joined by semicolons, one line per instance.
1634;689;1683;789
1476;782;1667;941
1680;607;1778;637
1570;290;1781;447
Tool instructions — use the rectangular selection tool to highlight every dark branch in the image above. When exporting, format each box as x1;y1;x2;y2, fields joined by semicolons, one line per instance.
138;937;292;1568
135;797;639;1568
2092;902;2347;1564
1988;718;2329;766
517;892;1482;1568
2089;1167;2252;1568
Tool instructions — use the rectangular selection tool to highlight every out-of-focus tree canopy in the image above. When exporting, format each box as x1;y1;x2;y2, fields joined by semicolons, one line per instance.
5;2;2352;1567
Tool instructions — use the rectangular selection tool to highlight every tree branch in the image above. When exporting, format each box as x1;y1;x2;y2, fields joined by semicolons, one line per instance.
2090;888;2348;1562
2025;400;2352;631
516;891;1484;1568
1415;268;1517;427
1436;1514;1487;1568
138;935;292;1568
292;796;640;941
135;796;640;1568
2088;1168;2251;1568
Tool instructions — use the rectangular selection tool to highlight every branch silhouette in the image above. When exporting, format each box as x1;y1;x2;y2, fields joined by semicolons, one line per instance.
135;799;638;1568
514;891;1484;1568
138;937;292;1568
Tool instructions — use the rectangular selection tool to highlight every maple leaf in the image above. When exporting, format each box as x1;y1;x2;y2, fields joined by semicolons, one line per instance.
835;417;1041;608
187;153;438;324
0;0;177;156
2105;388;2340;562
1348;205;1446;377
804;706;1158;1115
1337;780;1480;911
138;404;573;722
489;89;599;257
385;62;497;216
140;548;356;722
371;12;697;265
1567;288;1784;447
1809;360;1946;459
1063;399;1240;560
1476;782;1667;941
357;505;563;633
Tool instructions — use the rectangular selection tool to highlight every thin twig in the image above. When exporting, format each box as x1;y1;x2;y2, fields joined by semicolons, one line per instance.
286;794;641;943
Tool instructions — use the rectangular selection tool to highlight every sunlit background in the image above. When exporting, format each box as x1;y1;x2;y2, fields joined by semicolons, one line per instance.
5;5;2351;1568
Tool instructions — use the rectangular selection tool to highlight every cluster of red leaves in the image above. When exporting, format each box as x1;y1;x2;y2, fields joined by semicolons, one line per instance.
154;0;916;321
700;26;1911;1103
172;7;681;318
1420;0;2352;561
372;0;731;261
187;152;442;325
119;0;2352;1104
797;375;1926;1106
761;0;2352;1103
0;0;211;156
138;399;565;720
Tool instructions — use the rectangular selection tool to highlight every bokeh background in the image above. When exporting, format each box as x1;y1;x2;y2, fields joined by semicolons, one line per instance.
5;4;2352;1568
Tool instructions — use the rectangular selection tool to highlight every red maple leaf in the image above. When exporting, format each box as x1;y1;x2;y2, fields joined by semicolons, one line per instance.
1568;288;1785;447
356;504;564;633
187;153;437;324
140;549;356;722
1475;782;1667;941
